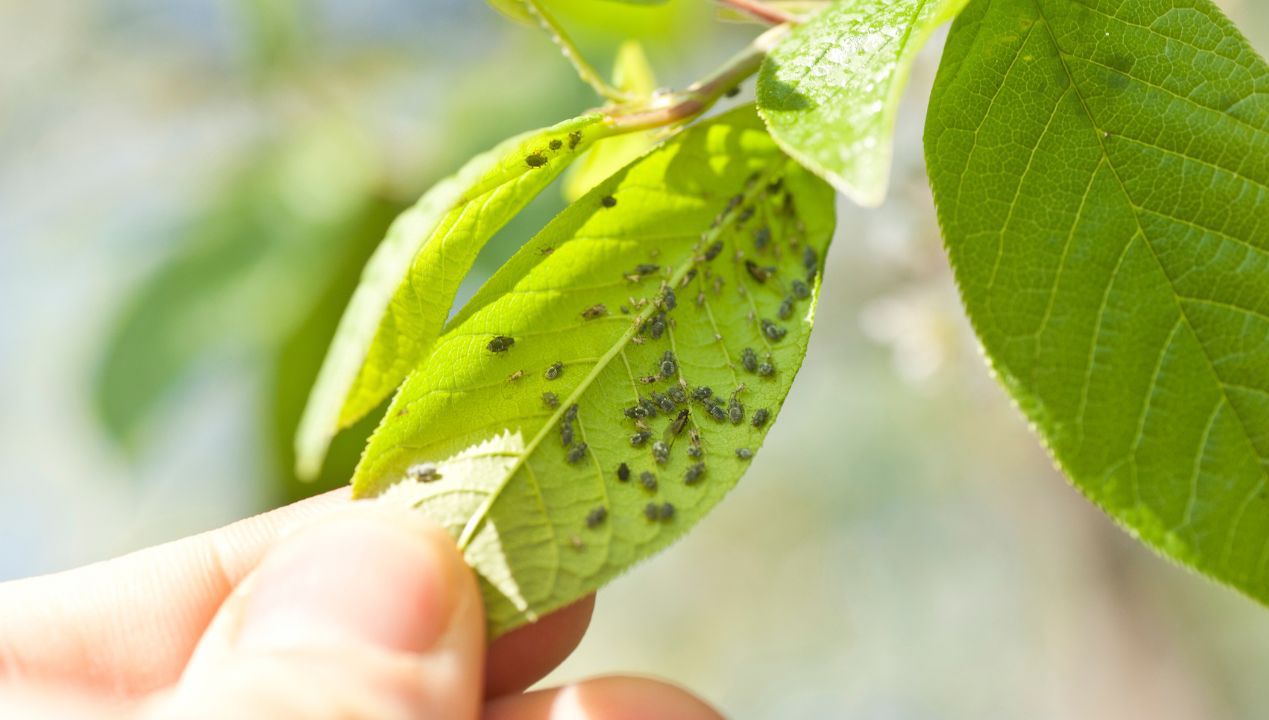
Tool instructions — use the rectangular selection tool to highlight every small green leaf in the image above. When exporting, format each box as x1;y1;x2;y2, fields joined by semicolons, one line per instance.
926;0;1269;599
757;0;968;206
355;107;836;636
563;41;662;201
296;115;609;479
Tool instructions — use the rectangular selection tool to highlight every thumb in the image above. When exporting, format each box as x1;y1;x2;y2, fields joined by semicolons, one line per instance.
148;507;485;720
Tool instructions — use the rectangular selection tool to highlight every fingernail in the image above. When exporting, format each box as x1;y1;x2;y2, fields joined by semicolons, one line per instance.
235;510;461;655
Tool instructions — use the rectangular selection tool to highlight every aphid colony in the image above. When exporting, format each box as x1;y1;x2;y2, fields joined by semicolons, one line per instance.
466;168;817;541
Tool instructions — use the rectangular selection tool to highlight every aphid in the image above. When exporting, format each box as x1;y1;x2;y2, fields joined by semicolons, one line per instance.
648;315;666;340
712;276;725;294
624;405;642;419
667;385;687;404
724;85;741;98
661;289;677;311
692;386;713;402
508;369;524;382
567;443;588;464
707;403;726;422
640;471;658;491
601;195;617;208
545;361;564;380
639;375;659;385
617;462;631;482
678;269;697;288
778;296;794;321
737;206;754;224
652;441;670;464
726;193;743;213
659;502;675;520
542;391;560;409
620;305;630;314
803;246;818;274
752;408;770;428
758;361;775;377
660;350;677;378
560;422;574;447
669;408;690;436
630;431;652;447
549;138;563;151
406;463;442;483
740;347;758;373
736;447;754;460
761;319;788;342
652;392;676;413
586;506;608;528
634;263;661;276
568;130;582;149
487;335;515;353
564;403;579;422
526;152;547;168
688;444;703;459
703;241;724;262
791;279;811;299
639;398;659;418
539;246;554;256
644;502;660;521
745;260;775;283
728;398;745;425
696;291;706;307
684;462;705;485
753;226;771;250
582;303;608;320
767;178;784;194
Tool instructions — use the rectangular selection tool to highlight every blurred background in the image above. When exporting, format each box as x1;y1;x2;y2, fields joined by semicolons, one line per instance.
2;1;1267;717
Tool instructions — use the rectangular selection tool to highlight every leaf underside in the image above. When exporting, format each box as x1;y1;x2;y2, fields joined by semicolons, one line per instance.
926;0;1269;599
295;114;608;478
757;0;968;207
356;107;837;637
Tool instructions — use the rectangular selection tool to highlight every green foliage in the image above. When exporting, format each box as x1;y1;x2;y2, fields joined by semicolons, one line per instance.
353;107;836;636
926;0;1269;599
296;115;609;479
757;0;967;206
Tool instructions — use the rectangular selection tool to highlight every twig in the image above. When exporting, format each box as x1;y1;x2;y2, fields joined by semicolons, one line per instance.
523;0;632;103
717;0;798;25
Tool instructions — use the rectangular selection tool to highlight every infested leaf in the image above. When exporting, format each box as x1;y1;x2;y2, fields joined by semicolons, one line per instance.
757;0;968;206
926;0;1269;600
296;114;610;479
355;107;836;637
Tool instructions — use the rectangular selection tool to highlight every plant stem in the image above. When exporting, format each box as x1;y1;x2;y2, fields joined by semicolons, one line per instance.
523;0;631;103
605;24;789;131
717;0;798;25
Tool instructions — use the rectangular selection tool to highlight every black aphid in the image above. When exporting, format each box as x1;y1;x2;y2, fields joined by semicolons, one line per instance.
526;152;547;168
652;441;670;464
803;246;818;273
737;206;754;224
624;405;641;419
745;260;773;283
620;305;630;314
660;350;677;378
640;375;659;385
543;391;560;409
679;269;697;288
685;462;705;485
753;227;771;250
688;444;703;459
670;408;690;436
568;130;582;149
545;361;564;380
634;263;660;276
707;404;726;422
726;193;743;212
586;506;608;528
567;443;588;464
564;403;580;422
767;178;784;193
648;315;666;340
791;279;811;299
752;408;770;428
704;241;724;262
659;502;675;520
639;398;659;418
617;462;631;482
761;319;788;342
549;139;563;151
406;463;442;483
728;398;744;425
692;386;713;401
661;289;677;311
736;447;754;460
758;361;775;377
630;431;652;447
582;303;608;320
778;296;794;321
724;85;741;98
640;471;658;491
560;422;574;447
740;347;758;373
652;392;675;414
601;195;617;208
487;335;515;353
644;502;660;521
668;385;687;404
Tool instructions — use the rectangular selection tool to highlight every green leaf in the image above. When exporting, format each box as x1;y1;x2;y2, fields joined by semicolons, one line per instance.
355;107;836;636
926;0;1269;599
296;114;609;479
563;41;662;201
757;0;968;206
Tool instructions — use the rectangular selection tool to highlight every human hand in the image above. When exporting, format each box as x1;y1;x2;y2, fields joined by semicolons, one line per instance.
0;489;722;719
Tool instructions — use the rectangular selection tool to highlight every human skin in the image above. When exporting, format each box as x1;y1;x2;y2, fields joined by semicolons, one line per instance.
0;489;723;719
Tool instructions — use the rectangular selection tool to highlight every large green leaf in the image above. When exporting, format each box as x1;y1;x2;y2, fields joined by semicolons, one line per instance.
926;0;1269;598
757;0;968;206
296;115;609;479
356;107;836;636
